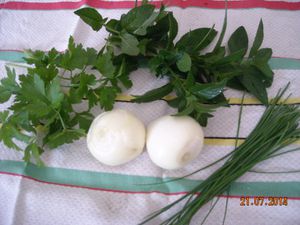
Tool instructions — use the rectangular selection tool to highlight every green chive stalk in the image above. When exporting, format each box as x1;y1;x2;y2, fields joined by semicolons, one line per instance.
140;85;300;225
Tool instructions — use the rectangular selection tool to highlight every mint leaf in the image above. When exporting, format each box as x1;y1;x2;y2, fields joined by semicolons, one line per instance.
249;20;264;58
176;52;191;72
121;4;156;35
228;26;248;56
132;83;173;103
167;13;178;48
176;28;217;54
74;7;106;31
134;11;159;35
252;48;273;79
105;19;122;34
120;31;140;56
190;79;227;100
239;66;268;105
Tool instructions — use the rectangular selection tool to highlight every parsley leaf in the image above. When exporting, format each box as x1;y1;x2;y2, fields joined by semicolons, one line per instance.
44;129;85;149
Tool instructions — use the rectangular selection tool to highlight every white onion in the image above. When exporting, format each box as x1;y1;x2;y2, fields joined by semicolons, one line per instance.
146;115;204;170
87;109;146;166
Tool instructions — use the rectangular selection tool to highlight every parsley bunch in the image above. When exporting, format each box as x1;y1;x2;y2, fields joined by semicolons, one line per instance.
0;2;274;164
0;38;137;165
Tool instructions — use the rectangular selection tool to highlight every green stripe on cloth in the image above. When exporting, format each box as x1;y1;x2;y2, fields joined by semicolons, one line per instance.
0;51;300;70
0;51;24;63
0;160;299;197
269;57;300;70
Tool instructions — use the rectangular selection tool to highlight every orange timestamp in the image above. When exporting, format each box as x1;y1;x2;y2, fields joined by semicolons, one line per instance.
240;196;288;206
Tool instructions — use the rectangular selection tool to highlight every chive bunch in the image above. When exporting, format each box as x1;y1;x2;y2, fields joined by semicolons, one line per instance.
140;85;300;225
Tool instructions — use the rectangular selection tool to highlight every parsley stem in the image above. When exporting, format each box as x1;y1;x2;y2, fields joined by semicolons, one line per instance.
55;110;66;130
82;65;87;73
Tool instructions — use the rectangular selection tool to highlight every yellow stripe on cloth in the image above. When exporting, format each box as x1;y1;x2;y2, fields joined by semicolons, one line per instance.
204;138;300;146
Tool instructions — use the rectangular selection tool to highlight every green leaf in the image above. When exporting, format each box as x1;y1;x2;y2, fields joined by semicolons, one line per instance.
70;112;94;132
19;74;48;103
59;36;88;70
0;86;12;103
95;52;116;78
202;47;226;64
134;12;159;36
3;67;18;91
167;13;178;48
253;48;272;63
214;48;245;65
87;89;98;109
121;4;157;35
96;87;118;110
120;32;140;56
239;66;268;105
138;39;150;55
190;79;227;100
86;48;98;66
252;48;273;81
0;119;31;151
0;111;9;122
16;75;54;118
70;73;97;101
176;52;192;72
47;77;64;108
226;77;245;91
105;19;122;34
176;28;217;54
249;20;264;58
28;64;59;83
167;97;186;109
24;50;46;66
214;6;227;51
34;73;46;95
23;143;44;167
45;129;85;149
185;68;196;89
175;103;194;116
132;83;173;103
228;26;248;56
0;67;20;102
74;7;106;31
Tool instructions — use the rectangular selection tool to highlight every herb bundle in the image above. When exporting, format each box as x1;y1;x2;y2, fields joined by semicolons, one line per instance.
139;86;300;225
0;2;274;164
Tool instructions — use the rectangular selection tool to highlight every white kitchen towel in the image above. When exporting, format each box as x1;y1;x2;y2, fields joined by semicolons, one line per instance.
0;1;300;225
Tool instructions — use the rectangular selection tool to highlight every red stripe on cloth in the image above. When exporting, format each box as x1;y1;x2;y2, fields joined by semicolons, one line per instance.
1;171;300;200
1;0;300;10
